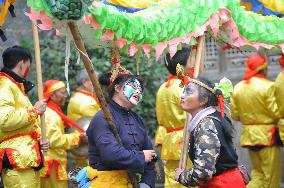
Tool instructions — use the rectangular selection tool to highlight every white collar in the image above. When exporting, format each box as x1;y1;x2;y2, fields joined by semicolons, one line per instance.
188;106;216;132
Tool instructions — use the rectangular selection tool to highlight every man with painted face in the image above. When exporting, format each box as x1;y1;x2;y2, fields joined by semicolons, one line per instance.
0;46;47;188
155;47;192;188
85;74;156;188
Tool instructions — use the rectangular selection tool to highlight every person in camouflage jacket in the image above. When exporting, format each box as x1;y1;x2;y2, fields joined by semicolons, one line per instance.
175;77;246;188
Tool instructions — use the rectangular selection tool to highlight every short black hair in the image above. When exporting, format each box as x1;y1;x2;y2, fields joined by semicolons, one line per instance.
2;46;32;69
164;47;191;75
108;74;144;99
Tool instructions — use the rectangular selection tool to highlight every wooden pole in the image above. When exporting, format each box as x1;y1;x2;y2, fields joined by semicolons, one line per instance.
67;22;138;188
179;35;206;170
31;21;47;146
194;36;205;78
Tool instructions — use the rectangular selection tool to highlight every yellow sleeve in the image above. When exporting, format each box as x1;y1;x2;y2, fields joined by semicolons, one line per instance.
154;125;167;146
265;84;281;119
275;72;284;116
79;103;100;118
46;116;80;150
0;87;38;132
230;94;240;121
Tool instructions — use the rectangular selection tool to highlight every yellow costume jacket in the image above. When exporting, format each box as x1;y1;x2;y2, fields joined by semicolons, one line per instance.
275;72;284;141
0;0;15;27
231;76;281;146
40;107;80;180
0;72;41;171
67;89;100;122
155;78;186;160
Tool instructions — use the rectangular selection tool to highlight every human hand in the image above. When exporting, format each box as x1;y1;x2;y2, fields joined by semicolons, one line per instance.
79;132;87;143
40;140;49;153
175;168;184;181
34;99;47;115
143;150;156;163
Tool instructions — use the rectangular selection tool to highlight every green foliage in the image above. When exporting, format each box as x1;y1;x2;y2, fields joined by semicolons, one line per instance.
21;31;168;137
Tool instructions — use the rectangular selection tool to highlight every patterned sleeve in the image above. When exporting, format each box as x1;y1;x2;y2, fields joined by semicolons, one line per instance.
178;119;221;187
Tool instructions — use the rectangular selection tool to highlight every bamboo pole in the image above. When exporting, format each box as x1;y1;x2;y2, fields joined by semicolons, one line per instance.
194;36;206;78
31;21;47;147
179;35;206;170
67;22;138;188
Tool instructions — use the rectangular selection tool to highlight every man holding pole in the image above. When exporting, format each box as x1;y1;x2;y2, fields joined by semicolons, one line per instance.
40;80;84;188
0;46;47;188
155;47;192;187
231;54;282;188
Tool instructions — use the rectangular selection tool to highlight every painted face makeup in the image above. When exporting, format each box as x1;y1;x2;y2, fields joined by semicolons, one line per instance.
23;65;30;78
123;78;143;105
183;83;199;101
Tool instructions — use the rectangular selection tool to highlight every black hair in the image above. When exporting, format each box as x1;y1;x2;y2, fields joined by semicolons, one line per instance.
196;77;219;107
2;46;32;69
108;74;144;99
164;47;191;75
98;72;112;87
195;77;233;140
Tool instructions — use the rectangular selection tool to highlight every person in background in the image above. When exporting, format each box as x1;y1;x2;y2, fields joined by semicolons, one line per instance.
275;55;284;143
230;54;282;188
67;69;101;168
67;69;100;122
40;80;84;188
155;47;192;187
0;46;48;188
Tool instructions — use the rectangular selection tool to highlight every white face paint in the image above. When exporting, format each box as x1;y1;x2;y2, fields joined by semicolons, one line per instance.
123;78;143;105
183;83;199;100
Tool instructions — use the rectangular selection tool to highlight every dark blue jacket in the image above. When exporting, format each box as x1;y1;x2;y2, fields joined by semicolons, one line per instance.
87;100;155;187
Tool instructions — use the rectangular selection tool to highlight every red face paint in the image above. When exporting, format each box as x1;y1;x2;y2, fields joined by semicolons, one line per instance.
23;65;30;78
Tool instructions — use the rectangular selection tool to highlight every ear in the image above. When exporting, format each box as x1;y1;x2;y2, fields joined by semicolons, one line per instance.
114;84;122;93
17;60;24;69
199;97;208;107
82;80;87;88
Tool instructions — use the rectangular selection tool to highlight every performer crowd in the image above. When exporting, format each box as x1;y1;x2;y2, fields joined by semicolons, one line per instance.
0;45;284;188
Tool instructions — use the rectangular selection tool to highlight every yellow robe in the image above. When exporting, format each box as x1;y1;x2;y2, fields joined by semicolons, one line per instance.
274;72;284;141
40;107;80;188
231;76;282;188
67;89;100;122
0;73;41;188
67;89;100;167
0;0;15;27
230;77;281;146
155;78;190;188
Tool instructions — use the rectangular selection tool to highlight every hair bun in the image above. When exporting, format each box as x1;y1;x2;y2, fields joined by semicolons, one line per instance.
215;89;223;96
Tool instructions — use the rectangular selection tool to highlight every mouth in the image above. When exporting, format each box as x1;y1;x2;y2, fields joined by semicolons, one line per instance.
132;94;140;101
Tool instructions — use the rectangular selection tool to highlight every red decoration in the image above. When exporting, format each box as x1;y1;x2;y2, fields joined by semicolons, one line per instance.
218;95;225;118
